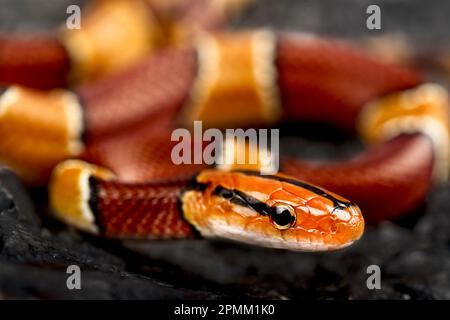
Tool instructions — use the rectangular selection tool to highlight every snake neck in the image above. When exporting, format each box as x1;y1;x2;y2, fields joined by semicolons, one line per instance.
89;177;197;239
50;160;197;239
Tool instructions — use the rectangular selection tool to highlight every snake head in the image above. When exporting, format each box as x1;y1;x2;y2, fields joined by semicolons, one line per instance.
181;170;364;251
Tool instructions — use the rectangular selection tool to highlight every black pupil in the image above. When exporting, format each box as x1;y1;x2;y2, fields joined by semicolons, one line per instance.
271;206;294;227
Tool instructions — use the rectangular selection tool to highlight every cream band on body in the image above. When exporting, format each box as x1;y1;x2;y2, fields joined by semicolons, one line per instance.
357;83;450;182
180;30;282;128
0;86;85;183
61;0;161;83
50;160;115;234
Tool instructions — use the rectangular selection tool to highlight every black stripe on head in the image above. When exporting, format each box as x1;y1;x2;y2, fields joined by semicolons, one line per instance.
235;170;353;209
213;185;273;216
0;87;6;96
178;173;266;215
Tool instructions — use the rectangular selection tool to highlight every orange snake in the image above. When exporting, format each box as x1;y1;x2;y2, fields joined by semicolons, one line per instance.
0;31;448;251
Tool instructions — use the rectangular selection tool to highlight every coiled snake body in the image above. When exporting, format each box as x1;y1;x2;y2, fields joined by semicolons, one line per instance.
0;31;448;251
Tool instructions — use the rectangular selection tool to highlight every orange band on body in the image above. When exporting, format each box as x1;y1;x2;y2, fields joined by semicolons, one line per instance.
180;31;282;128
358;83;450;181
61;0;162;83
0;86;84;184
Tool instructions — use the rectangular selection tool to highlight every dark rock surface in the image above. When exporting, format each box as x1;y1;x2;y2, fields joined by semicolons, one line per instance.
0;168;222;299
0;0;449;300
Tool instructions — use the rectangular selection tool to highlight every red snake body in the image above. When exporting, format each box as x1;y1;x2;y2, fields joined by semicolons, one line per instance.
90;177;196;239
75;35;431;223
0;36;71;89
276;35;423;129
77;35;422;138
0;32;444;249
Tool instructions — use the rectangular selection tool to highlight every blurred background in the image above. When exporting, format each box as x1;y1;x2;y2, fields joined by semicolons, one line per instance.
0;0;448;42
0;0;449;299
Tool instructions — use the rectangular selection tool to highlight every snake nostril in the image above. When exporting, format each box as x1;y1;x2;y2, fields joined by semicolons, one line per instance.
331;208;352;222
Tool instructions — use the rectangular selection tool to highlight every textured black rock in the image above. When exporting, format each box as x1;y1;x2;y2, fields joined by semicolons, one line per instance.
0;168;39;226
0;167;223;299
0;0;449;300
415;183;450;246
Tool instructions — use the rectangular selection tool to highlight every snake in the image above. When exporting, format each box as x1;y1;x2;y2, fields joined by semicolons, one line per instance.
49;161;364;251
0;30;449;251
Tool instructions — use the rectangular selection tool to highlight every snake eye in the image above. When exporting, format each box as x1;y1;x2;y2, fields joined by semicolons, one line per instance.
270;204;296;230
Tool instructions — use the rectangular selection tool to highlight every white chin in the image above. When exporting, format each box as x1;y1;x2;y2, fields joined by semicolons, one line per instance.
206;220;352;252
